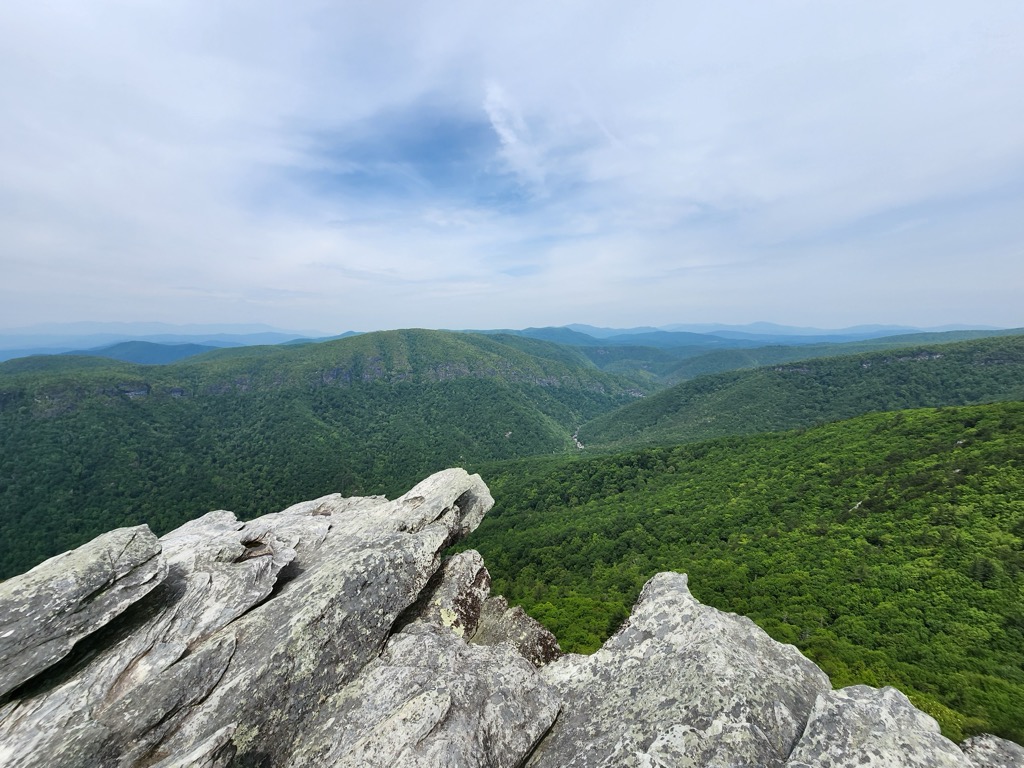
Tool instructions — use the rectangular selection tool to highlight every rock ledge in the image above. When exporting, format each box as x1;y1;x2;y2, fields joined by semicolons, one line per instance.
0;470;1019;767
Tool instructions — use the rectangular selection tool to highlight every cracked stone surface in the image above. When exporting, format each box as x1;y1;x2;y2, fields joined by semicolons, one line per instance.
0;469;494;767
401;549;493;639
470;595;563;667
526;571;834;768
286;550;560;768
0;525;164;699
962;734;1024;768
785;685;971;768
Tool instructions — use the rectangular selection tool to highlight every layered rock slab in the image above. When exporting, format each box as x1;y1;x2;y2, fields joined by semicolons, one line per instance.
0;525;164;699
0;469;496;767
285;550;561;767
470;595;563;667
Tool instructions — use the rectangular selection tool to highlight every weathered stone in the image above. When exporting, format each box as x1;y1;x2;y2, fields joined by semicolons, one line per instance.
471;595;563;667
785;685;970;767
402;550;493;638
526;571;832;768
0;504;298;768
149;724;235;768
286;547;560;767
1;470;1020;768
961;734;1024;767
280;548;561;765
288;626;561;768
157;469;494;766
0;525;164;699
0;469;493;767
287;621;559;767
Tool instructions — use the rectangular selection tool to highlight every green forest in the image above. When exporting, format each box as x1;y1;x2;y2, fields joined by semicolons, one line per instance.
460;402;1024;742
2;329;1023;743
580;334;1024;449
0;330;646;577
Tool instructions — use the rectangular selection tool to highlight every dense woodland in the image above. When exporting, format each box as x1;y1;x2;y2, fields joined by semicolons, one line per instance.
460;403;1024;742
0;330;645;576
580;334;1024;449
2;328;1023;743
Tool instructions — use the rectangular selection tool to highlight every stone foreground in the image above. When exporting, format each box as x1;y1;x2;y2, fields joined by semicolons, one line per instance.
0;469;1019;767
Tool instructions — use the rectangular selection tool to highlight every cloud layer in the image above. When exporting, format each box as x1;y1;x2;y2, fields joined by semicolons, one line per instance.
2;1;1022;331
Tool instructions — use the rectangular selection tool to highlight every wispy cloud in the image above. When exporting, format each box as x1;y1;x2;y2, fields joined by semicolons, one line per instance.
483;82;547;192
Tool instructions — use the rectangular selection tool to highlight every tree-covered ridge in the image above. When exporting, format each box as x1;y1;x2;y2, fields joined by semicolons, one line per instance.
0;331;650;579
0;329;651;401
60;340;220;365
458;401;1024;743
646;327;1024;383
564;327;1023;385
578;333;1024;449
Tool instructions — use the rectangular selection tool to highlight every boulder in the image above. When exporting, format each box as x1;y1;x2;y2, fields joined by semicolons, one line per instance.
401;549;493;639
525;571;833;767
785;685;970;767
470;595;563;667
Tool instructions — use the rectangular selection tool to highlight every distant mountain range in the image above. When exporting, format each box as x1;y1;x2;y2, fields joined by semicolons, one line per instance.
0;323;360;362
571;321;1002;340
59;341;222;365
1;321;1010;363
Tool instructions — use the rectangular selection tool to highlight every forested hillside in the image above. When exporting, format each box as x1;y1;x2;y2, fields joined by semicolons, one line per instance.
4;326;1023;746
578;334;1024;449
563;327;1021;385
0;330;646;577
652;327;1024;384
459;402;1024;743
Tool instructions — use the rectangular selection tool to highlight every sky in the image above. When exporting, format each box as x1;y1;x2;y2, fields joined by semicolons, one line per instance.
2;1;1023;334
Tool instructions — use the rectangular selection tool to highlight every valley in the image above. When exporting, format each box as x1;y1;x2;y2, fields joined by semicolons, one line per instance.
1;324;1022;743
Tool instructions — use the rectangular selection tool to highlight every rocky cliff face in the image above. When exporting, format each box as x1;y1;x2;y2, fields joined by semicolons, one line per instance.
0;469;1019;768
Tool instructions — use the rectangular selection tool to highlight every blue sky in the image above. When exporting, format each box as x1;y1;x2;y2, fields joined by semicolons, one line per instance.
1;1;1022;333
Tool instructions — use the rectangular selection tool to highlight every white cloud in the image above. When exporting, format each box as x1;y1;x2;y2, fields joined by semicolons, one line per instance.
483;82;546;191
1;1;1023;330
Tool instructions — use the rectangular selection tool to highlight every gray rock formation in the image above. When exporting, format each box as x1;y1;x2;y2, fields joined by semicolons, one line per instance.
0;470;1019;768
401;549;493;639
0;525;164;699
286;550;560;767
471;595;563;666
0;469;499;767
785;685;970;767
526;571;833;768
963;735;1024;768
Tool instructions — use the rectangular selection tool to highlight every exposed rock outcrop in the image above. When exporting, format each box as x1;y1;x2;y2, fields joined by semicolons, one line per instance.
963;735;1024;768
786;686;971;768
0;469;1019;767
0;525;163;699
527;571;832;767
470;595;563;667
